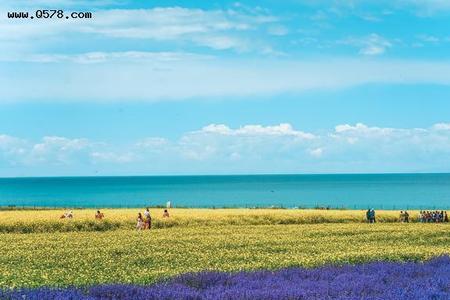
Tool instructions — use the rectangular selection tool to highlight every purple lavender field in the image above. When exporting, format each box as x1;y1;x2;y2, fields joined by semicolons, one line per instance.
2;256;449;300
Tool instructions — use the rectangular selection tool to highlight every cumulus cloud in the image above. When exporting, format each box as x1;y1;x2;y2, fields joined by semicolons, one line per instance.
334;123;395;136
199;123;315;139
29;136;91;164
2;122;450;176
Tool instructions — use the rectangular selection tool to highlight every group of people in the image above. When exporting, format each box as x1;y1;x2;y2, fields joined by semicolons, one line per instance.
60;208;448;225
59;208;171;229
366;208;448;223
62;210;105;219
366;209;376;223
366;209;449;223
136;208;170;230
418;210;448;223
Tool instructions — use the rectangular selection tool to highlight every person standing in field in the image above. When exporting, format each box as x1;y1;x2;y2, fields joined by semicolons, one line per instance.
163;209;170;218
369;209;376;223
95;210;104;220
136;213;144;230
144;208;152;230
366;209;371;223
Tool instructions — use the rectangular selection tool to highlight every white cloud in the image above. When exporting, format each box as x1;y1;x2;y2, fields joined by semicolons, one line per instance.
433;123;450;130
0;134;25;150
399;0;450;15
2;122;450;175
334;123;395;136
85;7;274;41
297;0;450;15
3;58;450;102
193;35;249;51
417;34;440;43
309;147;323;158
29;136;91;164
0;135;27;162
200;123;315;139
1;51;212;64
175;123;316;162
136;137;170;148
0;6;276;53
90;151;135;163
341;34;392;56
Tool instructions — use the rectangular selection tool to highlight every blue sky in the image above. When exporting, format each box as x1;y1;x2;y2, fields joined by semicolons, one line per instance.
1;0;450;176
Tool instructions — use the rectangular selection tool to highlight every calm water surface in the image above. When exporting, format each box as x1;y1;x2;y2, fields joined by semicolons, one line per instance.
0;174;449;209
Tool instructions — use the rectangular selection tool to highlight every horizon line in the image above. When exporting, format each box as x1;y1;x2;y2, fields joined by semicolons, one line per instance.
1;171;450;180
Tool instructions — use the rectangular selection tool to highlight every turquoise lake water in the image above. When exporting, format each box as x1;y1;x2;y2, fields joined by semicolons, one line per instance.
0;174;449;209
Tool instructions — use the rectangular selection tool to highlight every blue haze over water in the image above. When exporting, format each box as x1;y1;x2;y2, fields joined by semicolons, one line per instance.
0;174;449;209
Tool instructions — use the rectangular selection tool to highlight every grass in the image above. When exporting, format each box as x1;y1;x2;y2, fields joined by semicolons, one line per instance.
0;222;448;288
0;208;421;233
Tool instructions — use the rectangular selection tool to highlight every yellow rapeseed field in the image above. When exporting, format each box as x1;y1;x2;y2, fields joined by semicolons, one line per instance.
0;209;448;288
0;208;410;233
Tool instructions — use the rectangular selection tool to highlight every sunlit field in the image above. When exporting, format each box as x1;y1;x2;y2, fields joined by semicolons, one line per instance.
0;209;448;288
0;208;421;233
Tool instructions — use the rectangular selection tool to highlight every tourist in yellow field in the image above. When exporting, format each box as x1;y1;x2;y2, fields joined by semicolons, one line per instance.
399;210;409;223
404;211;409;223
163;209;170;218
144;208;152;229
60;210;73;219
136;213;144;230
95;210;104;220
368;209;376;223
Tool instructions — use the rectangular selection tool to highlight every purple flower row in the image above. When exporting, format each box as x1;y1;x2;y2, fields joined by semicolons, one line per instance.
2;256;449;300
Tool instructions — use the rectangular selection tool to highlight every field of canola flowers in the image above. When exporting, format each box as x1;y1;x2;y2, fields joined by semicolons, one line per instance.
0;208;448;289
0;208;416;233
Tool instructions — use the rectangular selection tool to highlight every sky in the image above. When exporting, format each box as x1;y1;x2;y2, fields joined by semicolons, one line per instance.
1;0;450;176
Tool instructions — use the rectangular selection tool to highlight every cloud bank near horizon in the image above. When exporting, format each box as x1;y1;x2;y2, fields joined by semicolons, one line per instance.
1;122;450;176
